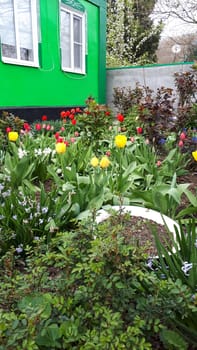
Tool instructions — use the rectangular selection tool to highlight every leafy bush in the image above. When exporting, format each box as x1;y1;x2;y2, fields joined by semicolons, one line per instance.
75;97;113;153
113;69;197;154
174;71;197;108
0;220;196;349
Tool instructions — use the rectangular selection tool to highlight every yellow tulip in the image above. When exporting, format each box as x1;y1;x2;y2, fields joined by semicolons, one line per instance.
100;156;110;169
8;131;19;142
55;142;66;154
192;150;197;161
90;156;99;167
115;134;127;148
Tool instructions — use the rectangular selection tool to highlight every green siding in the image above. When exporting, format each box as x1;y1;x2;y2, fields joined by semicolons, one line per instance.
0;0;106;108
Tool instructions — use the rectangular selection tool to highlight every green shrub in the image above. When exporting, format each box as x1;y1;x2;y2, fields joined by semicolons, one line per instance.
0;219;196;349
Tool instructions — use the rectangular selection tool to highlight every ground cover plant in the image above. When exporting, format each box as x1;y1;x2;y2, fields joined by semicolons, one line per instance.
0;87;197;349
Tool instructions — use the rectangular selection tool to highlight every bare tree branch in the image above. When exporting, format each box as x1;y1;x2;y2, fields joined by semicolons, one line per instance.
153;0;197;25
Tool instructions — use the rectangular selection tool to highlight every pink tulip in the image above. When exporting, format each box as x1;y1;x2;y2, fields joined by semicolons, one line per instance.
178;140;184;147
180;132;186;140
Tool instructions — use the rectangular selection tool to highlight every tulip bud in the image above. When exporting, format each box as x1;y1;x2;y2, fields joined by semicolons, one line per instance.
178;140;184;147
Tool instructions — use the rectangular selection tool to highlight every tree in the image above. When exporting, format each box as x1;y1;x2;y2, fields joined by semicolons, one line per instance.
153;0;197;25
156;34;197;63
107;0;162;67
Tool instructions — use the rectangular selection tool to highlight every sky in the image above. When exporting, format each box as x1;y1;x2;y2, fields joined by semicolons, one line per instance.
152;0;197;38
161;18;197;38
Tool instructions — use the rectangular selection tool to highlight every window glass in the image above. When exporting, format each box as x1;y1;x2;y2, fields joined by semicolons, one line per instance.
73;16;82;69
0;0;17;58
60;5;85;74
0;0;39;66
61;10;71;68
18;0;34;61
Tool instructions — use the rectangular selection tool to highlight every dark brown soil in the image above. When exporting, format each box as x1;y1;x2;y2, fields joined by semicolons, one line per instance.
106;214;174;256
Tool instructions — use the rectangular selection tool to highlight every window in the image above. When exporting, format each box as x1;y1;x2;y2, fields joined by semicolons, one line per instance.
60;3;86;74
0;0;39;67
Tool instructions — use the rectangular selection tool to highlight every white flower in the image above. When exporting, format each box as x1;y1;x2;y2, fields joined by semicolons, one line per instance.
34;236;40;241
18;148;28;159
0;184;5;192
42;207;48;214
43;147;52;155
2;190;11;198
34;148;43;156
16;245;23;254
181;262;193;276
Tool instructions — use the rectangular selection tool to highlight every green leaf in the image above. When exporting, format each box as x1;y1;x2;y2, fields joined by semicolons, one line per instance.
36;324;61;347
160;329;188;350
18;294;52;319
88;192;104;210
152;192;168;214
184;189;197;207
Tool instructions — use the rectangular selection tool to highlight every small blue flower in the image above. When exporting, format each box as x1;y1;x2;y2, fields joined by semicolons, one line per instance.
158;138;166;145
192;136;197;143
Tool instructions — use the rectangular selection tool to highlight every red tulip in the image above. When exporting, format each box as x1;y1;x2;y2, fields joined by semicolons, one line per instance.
24;123;31;131
6;127;12;133
71;119;77;125
116;113;124;122
136;127;143;134
105;150;111;157
35;123;41;131
60;111;67;118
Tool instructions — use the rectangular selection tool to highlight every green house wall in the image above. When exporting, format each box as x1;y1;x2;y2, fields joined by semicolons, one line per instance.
0;0;106;109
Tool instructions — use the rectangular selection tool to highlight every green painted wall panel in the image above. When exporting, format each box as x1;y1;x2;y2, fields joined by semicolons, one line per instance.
0;0;105;108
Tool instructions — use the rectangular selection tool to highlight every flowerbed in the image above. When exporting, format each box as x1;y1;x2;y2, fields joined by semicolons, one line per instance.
0;92;197;349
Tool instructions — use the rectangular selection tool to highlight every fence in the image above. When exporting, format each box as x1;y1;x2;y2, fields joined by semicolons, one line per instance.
106;62;193;111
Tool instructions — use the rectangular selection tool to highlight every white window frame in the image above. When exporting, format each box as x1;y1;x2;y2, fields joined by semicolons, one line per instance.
0;0;39;67
60;4;86;74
